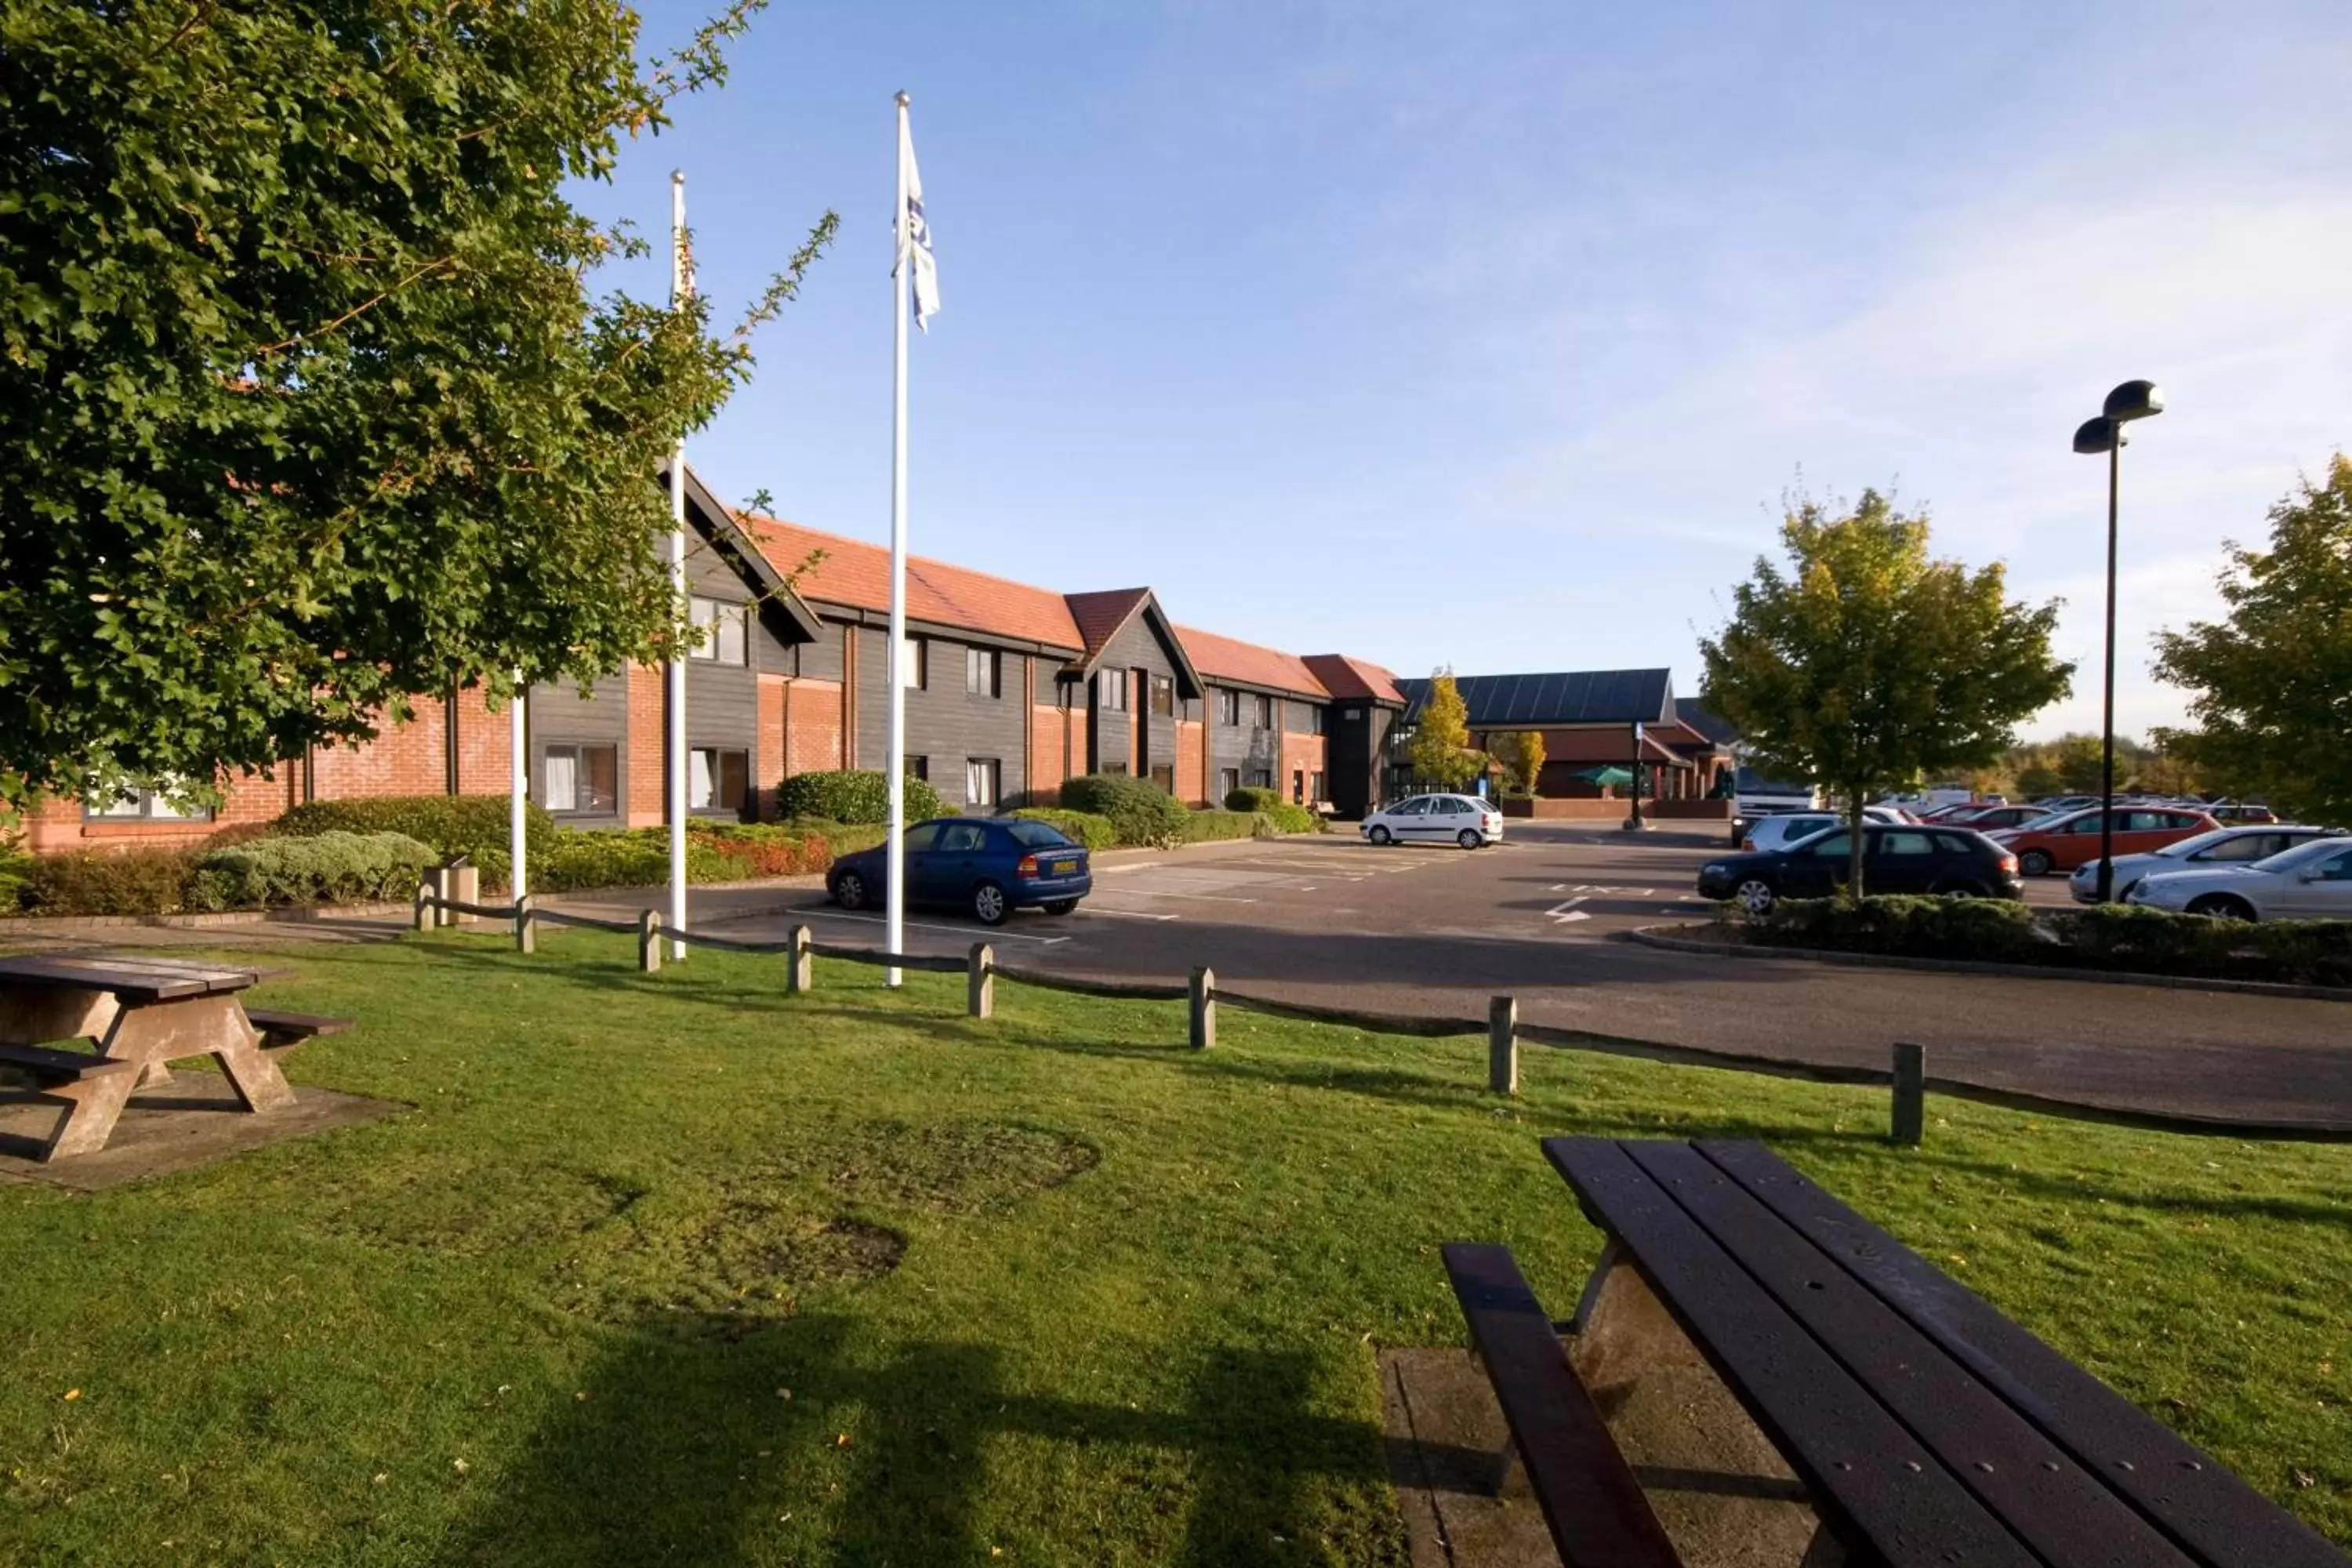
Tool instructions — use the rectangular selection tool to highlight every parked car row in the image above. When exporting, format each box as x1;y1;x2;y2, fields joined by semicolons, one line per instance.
1697;823;2024;915
2124;832;2352;920
2066;825;2343;902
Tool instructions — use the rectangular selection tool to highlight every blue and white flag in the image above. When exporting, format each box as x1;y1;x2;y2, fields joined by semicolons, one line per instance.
898;114;940;332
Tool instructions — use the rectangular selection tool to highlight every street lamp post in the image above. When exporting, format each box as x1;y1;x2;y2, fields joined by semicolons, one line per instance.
2071;379;2165;902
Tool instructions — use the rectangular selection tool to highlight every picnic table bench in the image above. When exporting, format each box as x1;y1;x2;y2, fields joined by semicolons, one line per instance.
0;954;348;1161
1444;1138;2346;1567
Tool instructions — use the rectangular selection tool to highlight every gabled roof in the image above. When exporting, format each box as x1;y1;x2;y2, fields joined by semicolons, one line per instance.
1176;626;1330;699
1062;588;1203;697
1302;653;1406;706
735;514;1084;652
670;468;823;642
1396;668;1675;728
1673;699;1740;748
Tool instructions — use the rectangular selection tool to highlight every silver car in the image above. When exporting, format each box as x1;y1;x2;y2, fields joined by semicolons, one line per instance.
1360;793;1505;849
2129;836;2352;920
2068;825;2341;903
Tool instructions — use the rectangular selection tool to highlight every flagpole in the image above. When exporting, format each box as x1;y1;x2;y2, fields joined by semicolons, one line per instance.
667;169;690;960
509;671;528;902
884;91;911;988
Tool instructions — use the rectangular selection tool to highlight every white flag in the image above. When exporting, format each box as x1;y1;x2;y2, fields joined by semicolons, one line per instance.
898;115;940;332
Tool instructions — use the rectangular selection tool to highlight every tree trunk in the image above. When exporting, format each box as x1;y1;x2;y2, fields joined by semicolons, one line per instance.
1846;789;1867;900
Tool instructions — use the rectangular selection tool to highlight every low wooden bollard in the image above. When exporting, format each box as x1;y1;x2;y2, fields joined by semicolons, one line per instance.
513;893;535;954
412;882;434;932
1892;1041;1926;1146
1488;995;1519;1095
787;925;812;994
448;862;481;927
426;866;453;928
1189;966;1215;1050
968;943;995;1019
638;908;662;974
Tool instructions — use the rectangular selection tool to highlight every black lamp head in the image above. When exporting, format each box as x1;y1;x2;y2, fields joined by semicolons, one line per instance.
2103;379;2164;423
2073;417;2118;455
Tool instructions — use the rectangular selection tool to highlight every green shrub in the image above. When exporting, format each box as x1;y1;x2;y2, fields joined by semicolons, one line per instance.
191;831;437;909
0;851;31;913
1748;895;2039;960
1011;808;1118;850
1257;801;1320;835
773;770;945;826
1060;773;1188;847
18;847;201;916
534;827;750;893
273;795;553;887
1223;786;1283;813
1181;810;1263;843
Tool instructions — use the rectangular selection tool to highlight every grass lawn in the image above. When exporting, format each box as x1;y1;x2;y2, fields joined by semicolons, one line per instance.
2;929;2348;1565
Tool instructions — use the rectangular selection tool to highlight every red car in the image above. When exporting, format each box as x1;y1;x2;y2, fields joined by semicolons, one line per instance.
1991;805;2220;877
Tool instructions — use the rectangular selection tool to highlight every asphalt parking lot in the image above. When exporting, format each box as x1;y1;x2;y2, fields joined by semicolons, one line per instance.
707;822;2352;1127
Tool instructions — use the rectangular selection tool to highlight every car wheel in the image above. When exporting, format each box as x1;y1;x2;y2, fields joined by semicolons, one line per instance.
833;870;867;910
1933;881;1988;899
971;880;1010;926
1043;898;1078;916
1734;878;1777;916
1457;829;1482;850
2186;893;2256;921
1368;825;1392;845
2018;849;2054;877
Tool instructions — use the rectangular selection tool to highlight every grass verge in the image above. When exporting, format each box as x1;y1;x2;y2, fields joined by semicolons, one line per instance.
0;929;2347;1563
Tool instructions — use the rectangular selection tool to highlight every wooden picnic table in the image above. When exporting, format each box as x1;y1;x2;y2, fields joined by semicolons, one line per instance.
0;954;303;1160
1444;1137;2347;1567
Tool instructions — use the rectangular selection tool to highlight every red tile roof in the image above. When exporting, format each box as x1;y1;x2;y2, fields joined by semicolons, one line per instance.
1301;653;1405;706
737;514;1083;652
1064;589;1154;665
1176;625;1330;699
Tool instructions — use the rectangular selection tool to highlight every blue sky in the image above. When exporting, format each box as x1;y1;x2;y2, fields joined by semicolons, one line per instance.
583;1;2352;739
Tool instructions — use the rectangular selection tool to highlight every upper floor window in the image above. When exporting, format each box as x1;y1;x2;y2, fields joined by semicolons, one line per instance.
1096;669;1127;710
1301;705;1325;735
966;647;1001;698
688;596;749;665
1149;673;1174;717
1217;689;1241;725
1252;693;1275;729
898;634;927;690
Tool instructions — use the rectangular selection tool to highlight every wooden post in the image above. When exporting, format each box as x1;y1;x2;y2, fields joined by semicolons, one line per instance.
1892;1041;1926;1146
788;925;812;995
412;881;434;932
1488;995;1519;1095
514;893;535;954
968;942;994;1019
426;865;452;927
638;908;662;974
1189;965;1215;1051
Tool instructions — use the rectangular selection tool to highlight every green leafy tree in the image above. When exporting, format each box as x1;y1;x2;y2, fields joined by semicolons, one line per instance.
1700;488;2073;894
1493;729;1546;796
0;0;836;818
1406;670;1484;789
2153;455;2352;824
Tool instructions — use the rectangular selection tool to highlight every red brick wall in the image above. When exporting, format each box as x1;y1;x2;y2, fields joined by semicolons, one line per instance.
782;678;845;778
1029;704;1070;804
757;673;787;820
23;771;292;855
1281;731;1330;804
1175;719;1206;807
626;662;666;827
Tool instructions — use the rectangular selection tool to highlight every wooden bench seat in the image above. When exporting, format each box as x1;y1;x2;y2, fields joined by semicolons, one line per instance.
1439;1241;1681;1567
0;1040;139;1089
242;1009;353;1051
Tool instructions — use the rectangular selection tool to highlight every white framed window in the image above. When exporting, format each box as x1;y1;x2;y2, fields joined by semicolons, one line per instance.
1217;689;1241;725
966;758;1000;808
1246;768;1272;789
84;781;209;822
688;747;750;814
1309;771;1326;802
1252;693;1274;729
897;635;927;690
1302;706;1325;735
688;596;749;665
1149;673;1174;716
541;744;618;815
1218;768;1240;799
966;646;1000;697
1096;669;1127;710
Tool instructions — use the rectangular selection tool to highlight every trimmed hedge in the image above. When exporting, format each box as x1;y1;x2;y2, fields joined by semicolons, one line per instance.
1256;801;1321;835
1743;895;2352;987
1181;810;1264;843
272;795;555;887
1223;786;1284;813
1011;808;1118;850
191;831;437;909
16;847;202;916
1060;773;1188;848
774;770;945;826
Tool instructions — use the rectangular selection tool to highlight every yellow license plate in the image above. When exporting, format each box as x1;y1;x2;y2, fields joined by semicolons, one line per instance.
1051;859;1076;875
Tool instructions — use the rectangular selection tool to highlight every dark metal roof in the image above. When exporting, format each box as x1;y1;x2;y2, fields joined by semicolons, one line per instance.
1673;699;1740;747
1396;669;1675;728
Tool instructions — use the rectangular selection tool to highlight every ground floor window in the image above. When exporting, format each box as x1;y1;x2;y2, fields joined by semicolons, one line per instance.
1149;764;1174;794
689;747;750;814
1309;770;1326;802
543;743;619;815
84;781;210;822
1218;768;1240;800
1245;768;1272;789
907;756;929;781
967;757;1000;808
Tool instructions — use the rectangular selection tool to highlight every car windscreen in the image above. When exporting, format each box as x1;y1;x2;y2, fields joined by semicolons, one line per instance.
1004;819;1076;849
2156;829;2237;858
2250;837;2347;873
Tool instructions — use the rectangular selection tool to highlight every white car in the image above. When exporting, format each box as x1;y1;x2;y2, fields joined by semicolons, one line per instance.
1740;811;1843;852
2069;825;2340;904
1361;793;1504;849
2128;836;2352;920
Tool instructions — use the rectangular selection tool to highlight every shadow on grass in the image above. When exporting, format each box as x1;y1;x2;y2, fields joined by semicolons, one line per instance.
440;1314;1386;1566
1905;1148;2352;1228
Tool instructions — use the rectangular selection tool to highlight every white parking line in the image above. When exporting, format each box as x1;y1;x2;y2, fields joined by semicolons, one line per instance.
1080;907;1180;922
1091;888;1259;905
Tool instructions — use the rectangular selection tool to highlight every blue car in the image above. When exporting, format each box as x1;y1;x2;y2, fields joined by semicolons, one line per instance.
826;817;1093;926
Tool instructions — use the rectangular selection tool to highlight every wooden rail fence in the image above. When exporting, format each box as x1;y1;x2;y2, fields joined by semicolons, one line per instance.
409;886;2352;1149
